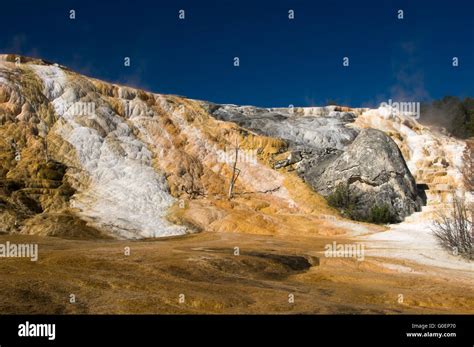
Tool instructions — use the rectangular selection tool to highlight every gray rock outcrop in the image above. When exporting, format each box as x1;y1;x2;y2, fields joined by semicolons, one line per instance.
300;129;422;222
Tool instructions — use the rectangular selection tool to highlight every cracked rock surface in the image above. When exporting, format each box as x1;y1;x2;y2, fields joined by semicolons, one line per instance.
209;104;423;221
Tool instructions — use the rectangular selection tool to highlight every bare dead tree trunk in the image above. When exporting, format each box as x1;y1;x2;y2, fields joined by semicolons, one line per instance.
228;141;240;200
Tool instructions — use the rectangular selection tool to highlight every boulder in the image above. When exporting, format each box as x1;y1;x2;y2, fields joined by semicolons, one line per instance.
302;129;422;222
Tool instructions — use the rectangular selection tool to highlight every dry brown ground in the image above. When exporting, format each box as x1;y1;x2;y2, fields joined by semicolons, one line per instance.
0;232;472;314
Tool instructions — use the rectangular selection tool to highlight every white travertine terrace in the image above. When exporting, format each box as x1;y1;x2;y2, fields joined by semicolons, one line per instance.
30;64;186;238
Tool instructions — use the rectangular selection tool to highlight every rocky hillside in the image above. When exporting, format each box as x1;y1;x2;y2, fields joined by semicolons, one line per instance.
0;54;468;239
211;105;423;221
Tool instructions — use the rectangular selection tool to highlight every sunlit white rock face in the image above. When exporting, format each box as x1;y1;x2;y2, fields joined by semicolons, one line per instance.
30;64;186;239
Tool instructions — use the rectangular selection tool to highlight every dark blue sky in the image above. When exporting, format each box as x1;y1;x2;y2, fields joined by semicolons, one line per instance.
1;0;473;107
